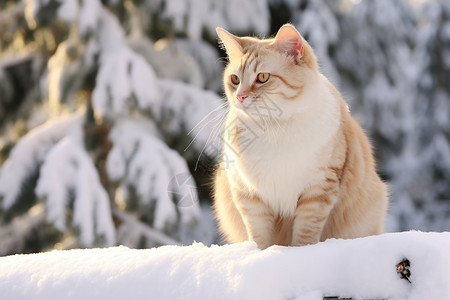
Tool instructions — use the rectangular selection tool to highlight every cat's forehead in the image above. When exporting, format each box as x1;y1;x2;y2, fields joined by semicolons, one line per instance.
227;48;276;75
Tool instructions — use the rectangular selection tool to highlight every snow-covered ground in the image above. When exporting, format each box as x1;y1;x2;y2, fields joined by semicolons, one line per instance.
0;231;448;300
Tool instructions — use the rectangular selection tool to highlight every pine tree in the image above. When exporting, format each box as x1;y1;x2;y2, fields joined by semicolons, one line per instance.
390;0;450;231
0;0;268;254
335;0;416;165
332;0;422;231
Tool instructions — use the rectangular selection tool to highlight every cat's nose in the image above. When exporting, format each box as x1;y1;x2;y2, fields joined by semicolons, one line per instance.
237;94;248;103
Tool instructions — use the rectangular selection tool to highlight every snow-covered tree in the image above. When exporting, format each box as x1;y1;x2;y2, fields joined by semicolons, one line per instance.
331;1;419;231
0;0;243;254
334;0;416;165
332;0;450;232
388;0;450;231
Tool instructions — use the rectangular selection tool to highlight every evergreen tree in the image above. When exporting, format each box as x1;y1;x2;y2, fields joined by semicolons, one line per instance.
332;0;422;231
1;0;267;254
390;0;450;231
334;0;417;167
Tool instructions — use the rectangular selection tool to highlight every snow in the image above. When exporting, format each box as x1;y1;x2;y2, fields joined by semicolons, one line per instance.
96;8;125;52
107;118;201;231
0;204;45;256
159;0;269;40
29;0;102;37
92;46;160;118
78;0;102;37
151;38;204;88
0;231;448;300
156;79;224;156
292;0;340;82
56;0;77;23
35;125;115;246
0;112;115;247
0;114;83;210
87;4;161;120
175;38;224;91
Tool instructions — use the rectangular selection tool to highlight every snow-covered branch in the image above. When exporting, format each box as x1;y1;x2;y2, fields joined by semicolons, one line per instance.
35;124;115;247
0;204;45;256
0;114;83;210
156;78;225;157
107;118;201;231
92;46;160;119
0;113;115;247
151;0;269;40
113;208;180;246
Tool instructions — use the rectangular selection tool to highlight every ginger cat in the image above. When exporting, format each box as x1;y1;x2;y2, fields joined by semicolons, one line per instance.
213;24;388;249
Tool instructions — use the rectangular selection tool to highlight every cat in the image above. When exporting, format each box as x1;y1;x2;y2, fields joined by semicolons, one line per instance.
213;24;388;249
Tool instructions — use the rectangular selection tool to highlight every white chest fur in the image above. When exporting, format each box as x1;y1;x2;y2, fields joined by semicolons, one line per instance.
225;79;341;217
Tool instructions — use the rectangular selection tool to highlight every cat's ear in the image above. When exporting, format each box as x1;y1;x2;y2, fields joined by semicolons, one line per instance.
273;24;304;58
216;27;244;58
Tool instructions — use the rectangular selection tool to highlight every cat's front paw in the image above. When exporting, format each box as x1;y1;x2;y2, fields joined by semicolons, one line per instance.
291;236;320;247
252;238;273;250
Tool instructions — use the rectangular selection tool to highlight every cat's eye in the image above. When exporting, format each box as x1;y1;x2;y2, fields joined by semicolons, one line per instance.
230;74;240;85
256;72;270;83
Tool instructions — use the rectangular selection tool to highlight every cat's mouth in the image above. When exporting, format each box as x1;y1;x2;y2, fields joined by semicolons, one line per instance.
235;98;282;119
235;102;257;117
235;99;250;110
235;99;260;115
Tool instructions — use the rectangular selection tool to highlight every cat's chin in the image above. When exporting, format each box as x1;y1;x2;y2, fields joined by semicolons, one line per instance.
234;101;265;116
233;102;293;122
233;102;250;114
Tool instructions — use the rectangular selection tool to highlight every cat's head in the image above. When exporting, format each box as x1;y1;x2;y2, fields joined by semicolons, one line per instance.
217;24;319;121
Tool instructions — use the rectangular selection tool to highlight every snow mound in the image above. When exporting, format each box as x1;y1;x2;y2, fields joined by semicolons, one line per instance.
0;231;448;300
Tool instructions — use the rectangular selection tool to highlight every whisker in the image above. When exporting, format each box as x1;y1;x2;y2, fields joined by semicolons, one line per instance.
194;107;230;171
194;111;227;170
270;118;280;143
185;106;228;152
216;57;228;64
187;102;227;136
184;102;228;152
209;108;230;148
267;117;276;144
272;116;286;135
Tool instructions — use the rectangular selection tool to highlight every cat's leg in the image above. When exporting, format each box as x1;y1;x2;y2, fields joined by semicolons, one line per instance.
232;188;275;249
214;165;248;243
292;181;339;246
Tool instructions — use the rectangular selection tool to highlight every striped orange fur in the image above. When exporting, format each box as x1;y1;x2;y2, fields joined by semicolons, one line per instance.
214;24;388;249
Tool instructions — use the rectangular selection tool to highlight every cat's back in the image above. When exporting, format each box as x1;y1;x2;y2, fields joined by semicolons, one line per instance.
320;81;388;240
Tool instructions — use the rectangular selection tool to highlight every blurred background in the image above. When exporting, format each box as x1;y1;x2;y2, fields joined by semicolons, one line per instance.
0;0;449;256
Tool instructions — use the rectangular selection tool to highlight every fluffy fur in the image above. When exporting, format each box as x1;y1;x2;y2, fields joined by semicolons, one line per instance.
213;24;388;249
